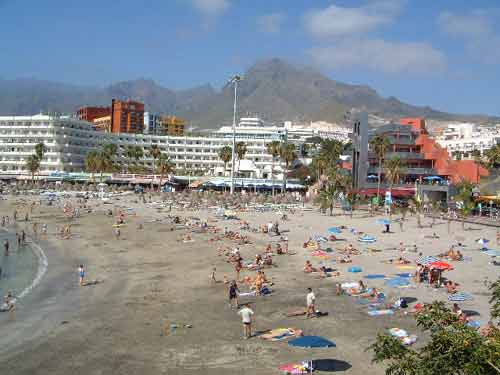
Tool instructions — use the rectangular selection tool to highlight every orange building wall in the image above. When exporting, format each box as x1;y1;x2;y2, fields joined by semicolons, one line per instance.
110;99;144;134
399;118;488;184
77;106;111;122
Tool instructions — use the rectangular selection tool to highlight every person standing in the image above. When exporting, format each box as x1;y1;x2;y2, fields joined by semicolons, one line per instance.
238;303;254;339
228;280;239;309
3;239;9;256
78;264;85;286
306;288;316;318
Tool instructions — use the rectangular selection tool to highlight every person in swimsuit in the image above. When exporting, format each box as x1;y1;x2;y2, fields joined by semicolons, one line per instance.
228;280;239;309
78;264;85;286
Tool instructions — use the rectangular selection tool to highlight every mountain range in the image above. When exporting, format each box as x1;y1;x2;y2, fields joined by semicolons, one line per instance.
0;58;497;128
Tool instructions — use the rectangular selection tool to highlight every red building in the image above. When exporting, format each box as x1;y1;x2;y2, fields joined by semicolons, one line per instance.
355;117;488;199
110;99;144;134
77;106;111;122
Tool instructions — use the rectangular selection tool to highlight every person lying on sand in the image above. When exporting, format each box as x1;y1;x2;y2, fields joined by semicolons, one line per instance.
304;260;317;273
337;255;352;263
445;280;460;293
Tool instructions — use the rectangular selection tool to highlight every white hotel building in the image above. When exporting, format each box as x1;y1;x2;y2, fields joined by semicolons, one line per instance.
435;122;500;157
0;114;352;179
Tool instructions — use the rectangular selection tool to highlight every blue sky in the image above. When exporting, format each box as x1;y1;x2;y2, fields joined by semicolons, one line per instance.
1;0;499;116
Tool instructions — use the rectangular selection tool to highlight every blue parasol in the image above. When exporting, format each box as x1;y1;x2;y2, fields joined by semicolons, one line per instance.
328;227;342;234
367;174;378;179
385;277;410;288
423;176;443;180
288;336;336;374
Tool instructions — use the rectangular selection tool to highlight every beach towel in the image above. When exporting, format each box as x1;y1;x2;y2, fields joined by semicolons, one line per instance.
341;282;359;289
396;273;413;278
311;250;329;257
348;266;362;273
238;291;257;297
389;328;408;338
448;292;473;302
396;265;416;270
482;249;500;257
466;320;481;329
259;328;303;341
368;309;394;316
364;274;386;279
279;363;309;374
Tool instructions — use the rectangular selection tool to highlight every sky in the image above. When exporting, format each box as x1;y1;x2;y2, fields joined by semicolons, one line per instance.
1;0;500;116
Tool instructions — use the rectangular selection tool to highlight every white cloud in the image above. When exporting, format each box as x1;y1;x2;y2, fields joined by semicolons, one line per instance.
304;0;401;38
257;12;286;34
190;0;229;17
309;38;446;74
437;9;500;63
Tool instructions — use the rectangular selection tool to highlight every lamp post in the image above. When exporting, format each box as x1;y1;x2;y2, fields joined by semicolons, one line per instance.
229;75;242;194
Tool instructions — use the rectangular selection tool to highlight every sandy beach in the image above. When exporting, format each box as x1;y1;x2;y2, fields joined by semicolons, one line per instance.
0;194;498;375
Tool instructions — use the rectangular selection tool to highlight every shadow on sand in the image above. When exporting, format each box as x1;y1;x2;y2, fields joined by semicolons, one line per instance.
313;359;352;372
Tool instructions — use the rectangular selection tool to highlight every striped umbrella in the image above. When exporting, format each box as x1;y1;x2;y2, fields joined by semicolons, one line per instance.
313;235;328;243
416;255;439;266
448;292;473;302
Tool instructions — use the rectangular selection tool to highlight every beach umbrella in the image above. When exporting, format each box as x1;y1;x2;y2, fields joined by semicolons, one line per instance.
358;234;376;243
415;255;439;266
313;235;328;243
376;219;391;225
430;261;453;271
367;174;378;179
288;336;336;374
328;227;342;234
423;176;442;181
477;238;489;246
448;292;473;302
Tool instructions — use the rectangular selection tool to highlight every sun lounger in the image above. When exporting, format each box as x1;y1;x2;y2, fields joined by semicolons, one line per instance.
368;309;394;316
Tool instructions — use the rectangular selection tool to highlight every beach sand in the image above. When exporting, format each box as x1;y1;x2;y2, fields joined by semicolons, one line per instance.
0;195;497;375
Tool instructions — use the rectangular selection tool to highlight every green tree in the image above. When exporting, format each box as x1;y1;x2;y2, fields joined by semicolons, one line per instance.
85;151;100;183
266;140;281;196
369;283;500;375
370;134;390;199
25;154;40;182
280;143;297;193
148;145;162;189
34;142;47;161
484;145;500;170
157;153;174;190
384;156;407;216
453;150;463;161
124;145;143;173
235;141;248;176
315;184;336;216
218;145;232;176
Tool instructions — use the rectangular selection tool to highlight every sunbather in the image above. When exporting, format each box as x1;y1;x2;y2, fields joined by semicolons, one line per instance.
337;255;352;263
304;260;317;273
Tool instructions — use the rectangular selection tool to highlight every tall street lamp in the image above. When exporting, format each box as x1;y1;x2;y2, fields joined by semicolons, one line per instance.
229;74;242;194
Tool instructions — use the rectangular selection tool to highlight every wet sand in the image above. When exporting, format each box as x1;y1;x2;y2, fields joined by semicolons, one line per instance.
0;196;497;375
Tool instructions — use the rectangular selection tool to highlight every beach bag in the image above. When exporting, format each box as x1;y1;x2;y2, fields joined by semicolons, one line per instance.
400;298;408;309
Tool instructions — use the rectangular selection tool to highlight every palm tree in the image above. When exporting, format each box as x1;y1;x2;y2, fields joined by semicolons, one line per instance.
280;143;297;194
315;185;336;216
157;153;174;190
320;139;343;163
235;141;248;176
148;145;161;189
370;134;390;199
218;146;232;176
266;141;281;196
25;155;40;183
384;156;407;216
34;142;47;161
85;151;100;183
124;145;143;173
484;145;500;170
103;143;117;160
452;151;463;161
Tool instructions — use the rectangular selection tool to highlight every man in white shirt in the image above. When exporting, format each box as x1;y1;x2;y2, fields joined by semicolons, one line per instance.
238;303;254;339
306;288;316;318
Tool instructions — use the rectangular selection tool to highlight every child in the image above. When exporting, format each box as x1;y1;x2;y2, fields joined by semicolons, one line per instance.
210;267;217;283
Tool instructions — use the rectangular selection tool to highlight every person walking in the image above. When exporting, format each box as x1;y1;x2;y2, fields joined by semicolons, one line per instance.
306;288;316;318
238;303;254;339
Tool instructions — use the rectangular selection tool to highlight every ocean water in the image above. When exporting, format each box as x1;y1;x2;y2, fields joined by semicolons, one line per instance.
0;230;39;300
